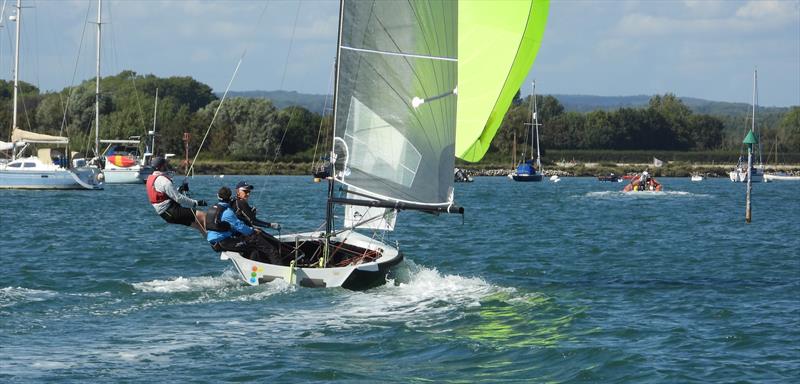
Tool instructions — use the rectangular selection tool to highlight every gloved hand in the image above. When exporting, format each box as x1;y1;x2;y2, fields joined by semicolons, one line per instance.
196;199;207;207
270;222;281;230
178;180;190;193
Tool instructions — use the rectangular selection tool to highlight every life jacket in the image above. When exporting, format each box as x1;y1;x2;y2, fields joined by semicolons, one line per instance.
206;204;232;232
146;173;172;204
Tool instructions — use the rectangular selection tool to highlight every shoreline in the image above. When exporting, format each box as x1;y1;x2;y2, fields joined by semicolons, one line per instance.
189;160;800;178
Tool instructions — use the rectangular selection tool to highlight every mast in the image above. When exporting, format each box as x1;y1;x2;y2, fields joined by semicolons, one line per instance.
325;0;344;238
753;68;762;169
94;0;102;157
11;0;20;159
151;87;158;159
533;81;541;169
323;0;345;263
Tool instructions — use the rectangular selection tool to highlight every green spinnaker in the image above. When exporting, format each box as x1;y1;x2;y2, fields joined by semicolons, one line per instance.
456;0;550;162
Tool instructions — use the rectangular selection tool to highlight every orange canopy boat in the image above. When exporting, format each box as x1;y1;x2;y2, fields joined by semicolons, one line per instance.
623;171;662;192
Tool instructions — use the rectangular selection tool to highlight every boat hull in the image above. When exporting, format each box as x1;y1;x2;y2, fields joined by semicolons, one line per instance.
220;230;403;290
102;167;152;184
0;167;104;190
729;169;763;182
509;173;543;182
764;173;800;181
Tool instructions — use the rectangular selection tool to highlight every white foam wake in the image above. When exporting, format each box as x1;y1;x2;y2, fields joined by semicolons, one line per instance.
0;286;57;308
132;273;240;293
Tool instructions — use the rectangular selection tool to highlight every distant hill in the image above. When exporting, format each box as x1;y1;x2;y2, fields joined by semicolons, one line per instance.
224;90;791;118
551;94;790;117
224;90;332;115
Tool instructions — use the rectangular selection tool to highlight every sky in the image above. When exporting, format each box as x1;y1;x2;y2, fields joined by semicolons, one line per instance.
1;0;798;107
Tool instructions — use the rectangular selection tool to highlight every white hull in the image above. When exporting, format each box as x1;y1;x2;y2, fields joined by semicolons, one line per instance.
102;167;152;184
220;230;402;290
0;157;104;190
729;168;763;183
691;175;703;182
764;173;800;181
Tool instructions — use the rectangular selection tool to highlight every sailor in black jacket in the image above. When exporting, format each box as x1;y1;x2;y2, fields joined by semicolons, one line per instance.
232;180;281;229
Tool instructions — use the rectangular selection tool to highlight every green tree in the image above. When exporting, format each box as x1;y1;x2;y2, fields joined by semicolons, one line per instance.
778;106;800;152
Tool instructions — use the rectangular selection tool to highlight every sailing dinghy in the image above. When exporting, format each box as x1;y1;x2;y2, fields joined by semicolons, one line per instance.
221;0;549;289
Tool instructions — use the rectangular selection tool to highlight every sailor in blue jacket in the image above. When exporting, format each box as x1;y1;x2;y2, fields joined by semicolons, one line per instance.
207;186;280;264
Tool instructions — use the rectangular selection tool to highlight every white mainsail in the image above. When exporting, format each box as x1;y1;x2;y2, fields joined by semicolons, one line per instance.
332;1;458;210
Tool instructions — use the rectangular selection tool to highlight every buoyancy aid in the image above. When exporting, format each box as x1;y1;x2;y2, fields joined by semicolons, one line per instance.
206;204;232;232
146;173;172;204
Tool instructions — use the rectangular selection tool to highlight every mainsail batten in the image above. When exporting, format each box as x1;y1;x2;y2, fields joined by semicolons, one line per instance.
333;0;458;208
340;45;457;62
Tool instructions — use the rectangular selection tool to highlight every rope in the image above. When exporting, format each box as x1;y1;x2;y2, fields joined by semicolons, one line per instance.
185;1;272;177
257;1;304;183
59;0;93;137
311;58;335;173
186;52;245;178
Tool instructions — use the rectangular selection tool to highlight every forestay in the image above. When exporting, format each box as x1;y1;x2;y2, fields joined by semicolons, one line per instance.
455;0;550;162
333;0;458;209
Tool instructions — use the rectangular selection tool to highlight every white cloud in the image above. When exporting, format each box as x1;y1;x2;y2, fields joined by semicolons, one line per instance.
616;0;797;37
736;0;798;22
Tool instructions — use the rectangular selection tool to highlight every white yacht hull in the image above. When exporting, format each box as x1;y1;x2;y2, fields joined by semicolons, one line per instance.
220;230;403;290
102;167;152;184
0;165;104;190
764;173;800;181
729;168;763;183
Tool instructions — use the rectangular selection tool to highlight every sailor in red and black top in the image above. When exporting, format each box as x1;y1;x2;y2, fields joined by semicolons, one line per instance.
146;156;207;233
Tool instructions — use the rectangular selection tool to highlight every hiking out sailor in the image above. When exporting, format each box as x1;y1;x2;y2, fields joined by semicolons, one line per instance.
207;186;282;265
146;156;207;234
231;180;280;230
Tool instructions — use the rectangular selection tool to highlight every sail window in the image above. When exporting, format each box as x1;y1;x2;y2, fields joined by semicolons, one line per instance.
23;163;36;168
8;163;21;168
345;96;421;188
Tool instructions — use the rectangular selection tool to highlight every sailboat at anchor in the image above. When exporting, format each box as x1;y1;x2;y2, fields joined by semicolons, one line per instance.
0;0;104;190
219;0;549;289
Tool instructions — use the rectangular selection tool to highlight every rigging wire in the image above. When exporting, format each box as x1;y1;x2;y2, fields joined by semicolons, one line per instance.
105;1;149;140
185;1;273;178
258;0;304;185
186;52;245;178
58;0;92;137
310;58;335;173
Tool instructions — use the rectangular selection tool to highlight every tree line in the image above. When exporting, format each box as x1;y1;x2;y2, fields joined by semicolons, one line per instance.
2;71;797;164
494;93;799;158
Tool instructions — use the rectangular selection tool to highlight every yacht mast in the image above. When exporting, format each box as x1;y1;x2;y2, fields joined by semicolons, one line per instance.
10;0;20;159
533;81;541;169
151;87;158;158
94;0;102;157
11;0;20;132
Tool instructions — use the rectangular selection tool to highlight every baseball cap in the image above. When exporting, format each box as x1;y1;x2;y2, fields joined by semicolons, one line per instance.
235;180;254;191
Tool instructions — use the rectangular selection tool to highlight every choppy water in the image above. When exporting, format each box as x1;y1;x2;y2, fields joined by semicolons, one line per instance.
1;176;798;382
